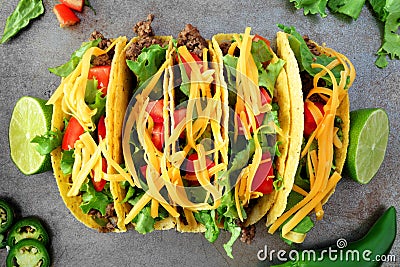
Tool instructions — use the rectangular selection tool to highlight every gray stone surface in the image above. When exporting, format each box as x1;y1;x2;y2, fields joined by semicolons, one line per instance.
0;1;398;266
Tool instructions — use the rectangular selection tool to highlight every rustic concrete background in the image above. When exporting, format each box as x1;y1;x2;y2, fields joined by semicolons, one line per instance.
0;0;398;266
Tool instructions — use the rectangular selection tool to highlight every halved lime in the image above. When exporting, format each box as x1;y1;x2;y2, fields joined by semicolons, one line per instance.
346;108;389;184
9;96;53;175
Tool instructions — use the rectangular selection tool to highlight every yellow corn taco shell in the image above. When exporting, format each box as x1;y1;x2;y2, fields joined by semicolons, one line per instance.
121;36;178;232
49;36;132;232
211;31;293;227
268;31;355;243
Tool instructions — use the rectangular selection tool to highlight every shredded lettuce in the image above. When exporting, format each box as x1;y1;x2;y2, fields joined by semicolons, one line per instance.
126;44;167;87
327;0;366;19
290;0;328;17
85;79;106;125
80;181;113;216
49;39;101;77
31;129;62;155
60;150;74;175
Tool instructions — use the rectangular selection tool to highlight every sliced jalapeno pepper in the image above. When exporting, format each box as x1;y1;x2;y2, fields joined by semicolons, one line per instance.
0;199;14;234
0;233;6;249
7;217;49;247
6;238;50;267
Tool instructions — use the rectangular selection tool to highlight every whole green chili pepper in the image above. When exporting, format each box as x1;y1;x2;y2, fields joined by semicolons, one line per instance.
272;206;397;267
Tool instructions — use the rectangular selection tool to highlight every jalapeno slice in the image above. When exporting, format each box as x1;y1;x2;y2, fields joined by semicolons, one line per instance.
0;199;14;234
6;238;50;267
0;233;6;249
7;217;49;247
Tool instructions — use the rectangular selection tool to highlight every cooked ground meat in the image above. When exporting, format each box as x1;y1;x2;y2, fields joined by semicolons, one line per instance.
125;14;167;61
88;203;118;233
177;24;207;59
218;41;240;57
236;220;256;245
303;35;321;57
301;35;326;103
89;30;114;66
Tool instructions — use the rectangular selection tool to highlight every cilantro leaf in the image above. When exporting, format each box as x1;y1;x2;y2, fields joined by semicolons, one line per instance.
126;44;167;87
31;129;62;155
290;0;328;17
327;0;366;20
49;39;101;77
80;181;113;216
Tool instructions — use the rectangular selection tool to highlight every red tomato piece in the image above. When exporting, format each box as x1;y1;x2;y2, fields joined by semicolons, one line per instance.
177;52;203;76
253;34;271;48
304;101;325;137
91;158;107;192
185;153;215;175
151;123;164;151
53;4;80;28
146;100;164;124
174;108;187;138
60;0;84;12
140;165;147;179
251;152;274;194
97;115;106;141
88;66;111;96
62;117;84;150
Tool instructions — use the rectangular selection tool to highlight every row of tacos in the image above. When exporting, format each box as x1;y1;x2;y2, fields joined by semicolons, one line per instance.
44;15;355;256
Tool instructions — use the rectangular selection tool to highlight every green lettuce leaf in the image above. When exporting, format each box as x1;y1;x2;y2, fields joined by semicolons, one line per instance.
327;0;366;20
278;24;343;85
61;150;75;175
80;181;113;216
132;206;155;234
258;59;285;98
368;0;389;21
251;40;273;64
126;44;167;87
85;79;106;125
223;218;242;259
49;39;101;77
194;210;220;243
0;0;44;44
373;0;400;68
290;0;328;17
280;215;315;245
31;129;62;155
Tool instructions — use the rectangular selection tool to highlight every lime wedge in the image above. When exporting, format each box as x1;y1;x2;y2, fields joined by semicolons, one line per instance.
346;108;389;184
9;96;53;175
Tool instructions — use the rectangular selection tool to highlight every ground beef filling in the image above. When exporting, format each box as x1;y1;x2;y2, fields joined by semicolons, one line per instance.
125;14;167;61
301;35;326;103
177;24;208;60
219;41;240;57
89;30;114;66
89;203;118;232
236;220;256;244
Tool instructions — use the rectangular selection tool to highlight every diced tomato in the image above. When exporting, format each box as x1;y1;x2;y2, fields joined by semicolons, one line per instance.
174;108;187;138
237;87;272;135
53;4;80;28
185;153;215;175
97;115;106;141
140;165;147;179
88;66;111;96
146;100;164;124
304;101;325;137
177;52;203;76
60;0;84;12
91;158;107;192
151;123;164;151
62;117;84;150
251;152;274;194
253;34;271;48
260;87;272;105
